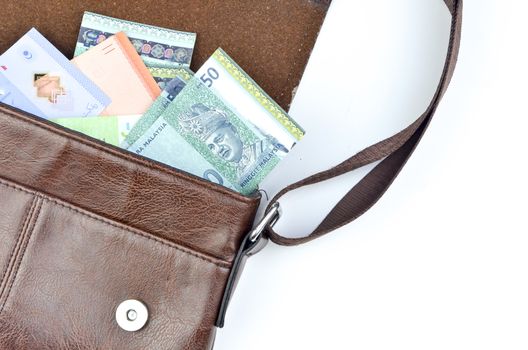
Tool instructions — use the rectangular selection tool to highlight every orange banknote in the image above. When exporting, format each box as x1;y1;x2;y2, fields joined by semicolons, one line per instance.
72;32;161;115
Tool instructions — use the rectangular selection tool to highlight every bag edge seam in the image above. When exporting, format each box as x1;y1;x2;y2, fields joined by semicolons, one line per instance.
0;179;231;269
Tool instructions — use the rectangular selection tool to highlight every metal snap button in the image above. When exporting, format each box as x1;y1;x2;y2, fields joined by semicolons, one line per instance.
116;299;148;332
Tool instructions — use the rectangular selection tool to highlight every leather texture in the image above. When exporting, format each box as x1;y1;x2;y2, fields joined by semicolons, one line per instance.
0;105;261;349
0;0;329;110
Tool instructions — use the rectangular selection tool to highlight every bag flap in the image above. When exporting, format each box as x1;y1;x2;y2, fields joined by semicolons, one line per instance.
0;0;330;109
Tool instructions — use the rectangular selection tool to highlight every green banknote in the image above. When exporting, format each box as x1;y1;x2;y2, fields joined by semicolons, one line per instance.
74;12;196;68
52;115;142;146
196;49;305;149
127;77;290;195
127;49;304;194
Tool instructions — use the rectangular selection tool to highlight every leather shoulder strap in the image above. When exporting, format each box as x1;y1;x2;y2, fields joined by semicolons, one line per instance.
265;0;463;246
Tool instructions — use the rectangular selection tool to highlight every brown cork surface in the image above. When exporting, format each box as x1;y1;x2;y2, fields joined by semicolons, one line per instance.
0;0;329;110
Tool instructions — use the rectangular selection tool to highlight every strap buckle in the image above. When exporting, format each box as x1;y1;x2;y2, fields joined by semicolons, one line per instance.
249;202;281;243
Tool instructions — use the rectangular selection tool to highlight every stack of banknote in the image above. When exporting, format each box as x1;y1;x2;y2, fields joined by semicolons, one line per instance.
0;12;304;195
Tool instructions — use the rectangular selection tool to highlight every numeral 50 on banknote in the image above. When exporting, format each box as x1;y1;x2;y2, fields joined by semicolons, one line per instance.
200;68;220;88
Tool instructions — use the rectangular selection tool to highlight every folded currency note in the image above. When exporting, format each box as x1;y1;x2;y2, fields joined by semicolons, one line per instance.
126;78;237;192
51;115;141;146
72;32;161;116
126;49;304;194
74;12;196;68
0;28;110;119
196;49;305;150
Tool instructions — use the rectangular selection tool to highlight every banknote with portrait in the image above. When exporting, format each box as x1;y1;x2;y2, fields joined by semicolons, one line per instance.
126;78;294;194
126;49;304;194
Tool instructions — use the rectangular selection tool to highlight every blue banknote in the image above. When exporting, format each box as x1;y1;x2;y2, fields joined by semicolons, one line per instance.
0;28;110;119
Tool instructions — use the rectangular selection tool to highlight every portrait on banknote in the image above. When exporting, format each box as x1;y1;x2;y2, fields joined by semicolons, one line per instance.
179;103;287;180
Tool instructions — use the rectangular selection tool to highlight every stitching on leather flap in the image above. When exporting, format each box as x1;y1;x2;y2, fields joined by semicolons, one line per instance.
0;197;43;315
0;198;36;302
0;179;231;269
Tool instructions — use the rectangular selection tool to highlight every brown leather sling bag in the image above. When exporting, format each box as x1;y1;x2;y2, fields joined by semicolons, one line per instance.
0;0;462;348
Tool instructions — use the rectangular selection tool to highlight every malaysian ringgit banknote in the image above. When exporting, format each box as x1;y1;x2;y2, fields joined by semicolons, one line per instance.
126;49;304;194
74;12;196;68
148;67;193;90
196;48;305;150
127;49;304;194
51;115;141;146
0;28;110;119
72;32;161;116
126;77;236;192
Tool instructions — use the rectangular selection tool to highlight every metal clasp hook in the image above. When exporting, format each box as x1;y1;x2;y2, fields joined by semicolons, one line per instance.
249;202;281;243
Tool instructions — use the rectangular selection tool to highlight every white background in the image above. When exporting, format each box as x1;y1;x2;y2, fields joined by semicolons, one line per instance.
218;0;528;349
